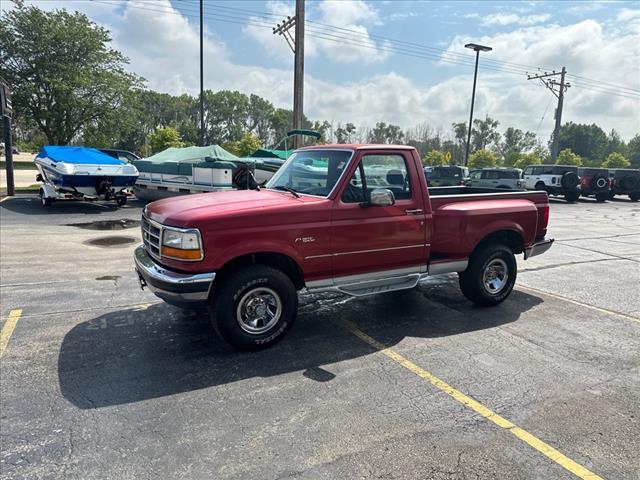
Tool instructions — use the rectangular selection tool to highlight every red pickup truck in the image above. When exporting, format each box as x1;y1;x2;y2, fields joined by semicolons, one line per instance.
135;145;553;350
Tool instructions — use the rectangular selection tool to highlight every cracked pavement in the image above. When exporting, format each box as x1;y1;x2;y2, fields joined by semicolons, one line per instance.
1;195;639;479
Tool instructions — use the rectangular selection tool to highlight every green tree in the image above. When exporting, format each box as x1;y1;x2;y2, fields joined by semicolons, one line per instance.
602;152;631;169
500;127;537;166
246;94;275;144
514;152;542;170
148;127;183;154
335;122;356;144
626;134;640;169
223;132;262;157
422;150;447;166
556;148;582;166
557;122;608;163
203;90;250;144
471;115;501;151
451;122;467;164
468;149;498;169
368;122;404;144
0;3;142;145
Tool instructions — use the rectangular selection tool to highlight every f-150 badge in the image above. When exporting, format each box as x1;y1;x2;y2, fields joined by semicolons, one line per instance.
295;236;316;244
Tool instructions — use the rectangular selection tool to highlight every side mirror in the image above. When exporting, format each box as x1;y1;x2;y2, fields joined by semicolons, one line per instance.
369;188;396;207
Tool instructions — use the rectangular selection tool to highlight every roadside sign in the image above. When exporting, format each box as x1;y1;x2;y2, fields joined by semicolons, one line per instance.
1;82;12;117
445;151;452;162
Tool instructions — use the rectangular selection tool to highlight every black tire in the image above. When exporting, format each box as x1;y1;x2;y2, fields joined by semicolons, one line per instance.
591;174;608;192
561;172;578;189
595;192;608;202
564;191;579;203
115;195;127;207
630;192;640;202
39;189;53;207
534;181;546;191
209;265;298;350
620;175;639;191
458;243;517;306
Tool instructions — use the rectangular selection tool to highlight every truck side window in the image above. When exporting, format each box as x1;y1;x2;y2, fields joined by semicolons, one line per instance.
342;154;412;203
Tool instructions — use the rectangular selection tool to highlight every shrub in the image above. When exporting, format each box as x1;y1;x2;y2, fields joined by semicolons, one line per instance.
468;149;498;169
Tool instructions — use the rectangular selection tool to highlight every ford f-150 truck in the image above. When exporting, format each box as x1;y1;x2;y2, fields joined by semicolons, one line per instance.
135;145;553;350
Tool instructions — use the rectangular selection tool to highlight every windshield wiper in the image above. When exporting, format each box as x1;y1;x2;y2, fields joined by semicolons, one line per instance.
273;185;300;198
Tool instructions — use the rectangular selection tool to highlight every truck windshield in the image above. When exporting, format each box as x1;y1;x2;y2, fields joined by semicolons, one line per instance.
266;150;353;197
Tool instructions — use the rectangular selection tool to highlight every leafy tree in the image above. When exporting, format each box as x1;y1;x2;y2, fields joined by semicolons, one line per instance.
626;134;640;169
514;152;542;170
605;129;627;158
368;122;404;144
223;132;261;157
556;148;582;166
471;115;500;151
557;122;608;163
602;152;631;169
0;3;142;145
246;94;275;144
203;90;249;144
148;127;183;154
500;127;537;166
335;122;356;144
451;122;467;164
468;149;498;169
422;150;447;166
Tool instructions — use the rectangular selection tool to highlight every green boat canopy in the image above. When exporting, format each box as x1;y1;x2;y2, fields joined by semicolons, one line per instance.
250;148;289;160
134;145;240;175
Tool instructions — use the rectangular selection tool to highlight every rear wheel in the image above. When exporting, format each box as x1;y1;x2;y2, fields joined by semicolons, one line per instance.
458;243;517;306
564;191;579;203
630;192;640;202
39;189;53;207
209;265;298;350
534;181;546;191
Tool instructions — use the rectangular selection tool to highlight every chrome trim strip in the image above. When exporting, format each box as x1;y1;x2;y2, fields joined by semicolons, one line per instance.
306;265;425;290
305;244;430;260
428;260;469;275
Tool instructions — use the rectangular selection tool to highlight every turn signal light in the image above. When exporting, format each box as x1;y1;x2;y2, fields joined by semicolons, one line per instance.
161;246;202;260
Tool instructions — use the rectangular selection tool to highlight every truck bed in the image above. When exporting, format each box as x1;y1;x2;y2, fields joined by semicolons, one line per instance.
427;187;549;258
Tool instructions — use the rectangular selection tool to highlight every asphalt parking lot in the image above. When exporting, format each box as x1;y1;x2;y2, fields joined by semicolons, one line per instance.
1;194;639;480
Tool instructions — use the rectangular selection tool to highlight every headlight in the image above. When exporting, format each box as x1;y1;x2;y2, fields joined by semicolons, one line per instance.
161;227;203;261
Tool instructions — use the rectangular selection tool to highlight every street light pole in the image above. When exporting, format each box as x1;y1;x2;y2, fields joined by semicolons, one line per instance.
464;43;492;166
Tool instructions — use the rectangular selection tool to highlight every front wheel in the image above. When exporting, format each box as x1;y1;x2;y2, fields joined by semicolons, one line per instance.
458;244;517;306
564;191;579;203
209;265;298;350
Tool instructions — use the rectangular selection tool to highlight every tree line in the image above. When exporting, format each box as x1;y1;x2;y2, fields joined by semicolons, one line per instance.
1;3;638;169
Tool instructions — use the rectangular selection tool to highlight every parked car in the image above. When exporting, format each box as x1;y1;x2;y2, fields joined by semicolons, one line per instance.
0;142;19;155
100;148;140;163
578;167;610;202
424;165;469;186
135;144;553;350
467;168;524;190
522;164;580;202
608;169;640;202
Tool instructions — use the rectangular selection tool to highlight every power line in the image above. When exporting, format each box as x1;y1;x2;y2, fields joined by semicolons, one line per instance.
92;0;640;100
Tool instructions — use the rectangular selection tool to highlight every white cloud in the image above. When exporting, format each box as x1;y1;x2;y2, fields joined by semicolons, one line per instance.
244;0;389;64
480;13;551;27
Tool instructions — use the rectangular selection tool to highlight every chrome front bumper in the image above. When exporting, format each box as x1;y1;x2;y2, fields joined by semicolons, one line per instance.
134;245;215;303
524;237;554;260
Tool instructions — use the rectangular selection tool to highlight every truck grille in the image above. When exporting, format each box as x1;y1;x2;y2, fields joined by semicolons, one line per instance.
141;215;162;260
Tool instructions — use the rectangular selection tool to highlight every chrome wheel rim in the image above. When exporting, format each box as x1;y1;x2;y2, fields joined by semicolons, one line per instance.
483;259;509;295
236;287;282;335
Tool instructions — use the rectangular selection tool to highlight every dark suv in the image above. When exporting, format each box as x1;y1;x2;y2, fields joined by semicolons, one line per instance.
522;164;580;202
578;167;610;202
609;169;640;202
424;165;469;187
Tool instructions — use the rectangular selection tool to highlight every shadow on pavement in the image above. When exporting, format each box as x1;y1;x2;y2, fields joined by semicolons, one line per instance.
58;280;543;409
0;194;146;216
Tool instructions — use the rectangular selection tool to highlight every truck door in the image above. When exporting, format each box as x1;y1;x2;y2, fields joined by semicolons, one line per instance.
331;151;428;279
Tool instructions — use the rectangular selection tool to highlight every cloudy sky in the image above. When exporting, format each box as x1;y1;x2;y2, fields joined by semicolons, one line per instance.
3;0;640;141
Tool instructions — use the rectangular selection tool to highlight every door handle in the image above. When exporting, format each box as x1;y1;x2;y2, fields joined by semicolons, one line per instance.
405;209;423;215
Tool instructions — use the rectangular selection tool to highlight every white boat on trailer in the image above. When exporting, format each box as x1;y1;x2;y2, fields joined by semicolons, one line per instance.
34;146;139;207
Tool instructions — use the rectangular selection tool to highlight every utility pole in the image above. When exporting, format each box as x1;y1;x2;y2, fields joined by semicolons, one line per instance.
1;80;15;196
527;67;570;161
199;0;204;146
273;0;305;148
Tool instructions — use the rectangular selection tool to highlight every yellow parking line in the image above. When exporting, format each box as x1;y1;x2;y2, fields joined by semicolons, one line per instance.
0;309;23;357
339;319;603;480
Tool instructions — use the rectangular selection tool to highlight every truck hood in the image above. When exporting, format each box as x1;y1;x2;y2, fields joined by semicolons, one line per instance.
144;189;319;228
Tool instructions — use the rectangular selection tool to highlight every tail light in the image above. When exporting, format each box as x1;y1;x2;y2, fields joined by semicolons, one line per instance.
538;204;550;237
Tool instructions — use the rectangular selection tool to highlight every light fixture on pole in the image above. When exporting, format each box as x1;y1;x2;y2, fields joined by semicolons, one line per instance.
464;43;492;166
